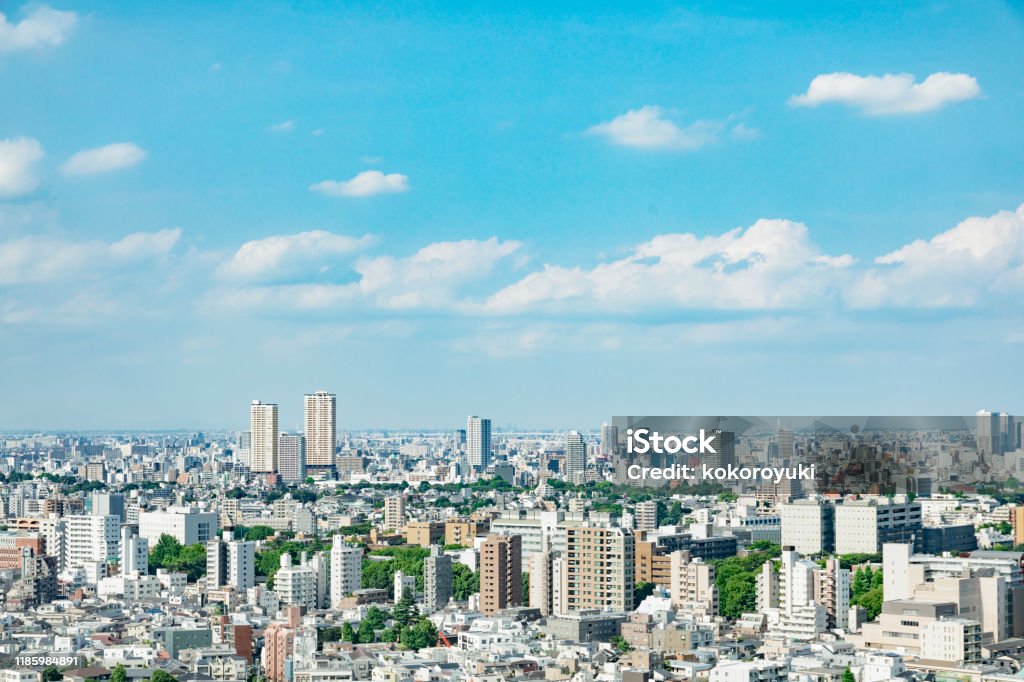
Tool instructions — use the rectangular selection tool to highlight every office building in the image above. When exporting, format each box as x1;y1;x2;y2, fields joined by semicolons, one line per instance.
394;570;415;603
304;391;336;469
780;500;836;555
834;496;922;554
565;430;586;483
330;539;362;607
563;524;635;613
481;534;522;615
250;400;279;473
815;557;851;630
90;492;126;522
275;553;319;608
278;433;306;484
228;539;256;592
669;550;717;615
65;514;120;574
139;506;218;546
384;495;406;533
121;525;148;575
635;501;658;531
423;545;453;612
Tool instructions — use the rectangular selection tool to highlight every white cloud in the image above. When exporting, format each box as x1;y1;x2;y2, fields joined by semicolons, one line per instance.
218;230;373;280
485;219;854;313
0;228;181;285
208;237;521;313
268;120;295;132
0;5;77;52
310;170;410;197
789;72;981;115
0;137;44;197
356;237;521;309
847;204;1024;307
587;106;724;150
60;142;147;176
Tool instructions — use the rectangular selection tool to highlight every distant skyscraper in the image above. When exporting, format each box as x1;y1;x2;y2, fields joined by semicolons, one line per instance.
278;434;306;483
304;391;336;469
977;410;1013;456
600;423;619;456
467;416;492;471
236;431;251;468
250;401;279;473
778;427;794;461
565;430;586;483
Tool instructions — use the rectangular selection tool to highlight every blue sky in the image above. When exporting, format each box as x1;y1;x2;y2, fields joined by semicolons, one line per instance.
1;1;1023;430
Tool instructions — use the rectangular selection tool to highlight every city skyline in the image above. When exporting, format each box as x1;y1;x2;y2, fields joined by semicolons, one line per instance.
2;1;1023;428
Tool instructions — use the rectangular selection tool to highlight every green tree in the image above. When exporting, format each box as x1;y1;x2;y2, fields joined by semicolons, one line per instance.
245;526;276;542
148;534;206;581
400;618;438;650
853;586;883;620
393;591;419;627
522;572;530;604
41;667;63;682
150;534;184;570
357;619;375;644
319;626;345;646
720;573;757;619
842;667;855;682
610;635;631;653
150;671;178;682
634;582;655;608
452;563;479;601
341;622;356;642
364;605;389;630
111;665;127;682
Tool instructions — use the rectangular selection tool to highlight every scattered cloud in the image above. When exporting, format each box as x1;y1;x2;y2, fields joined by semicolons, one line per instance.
485;219;854;313
207;237;522;313
586;106;724;150
60;142;147;176
847;204;1024;307
731;123;761;140
356;237;522;309
268;120;295;132
0;4;77;52
0;137;44;197
217;230;373;281
789;72;981;115
310;170;410;197
208;62;223;72
0;227;181;285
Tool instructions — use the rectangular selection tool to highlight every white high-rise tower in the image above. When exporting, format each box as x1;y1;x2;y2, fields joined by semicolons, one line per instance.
565;431;586;483
250;400;279;473
304;391;337;468
467;416;492;471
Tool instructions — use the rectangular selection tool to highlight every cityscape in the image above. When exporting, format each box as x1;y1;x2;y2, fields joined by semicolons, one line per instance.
3;3;1024;682
1;397;1024;682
